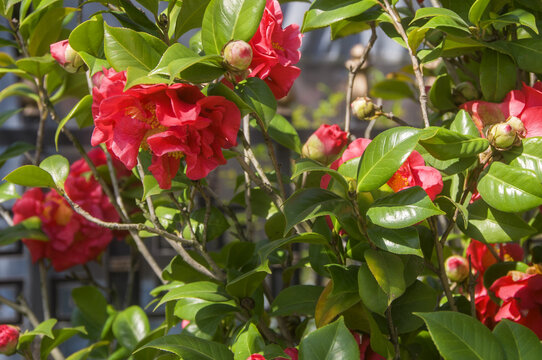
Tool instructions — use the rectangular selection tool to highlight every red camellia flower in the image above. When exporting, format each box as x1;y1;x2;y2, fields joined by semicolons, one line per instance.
461;82;542;138
302;124;348;165
466;239;524;275
247;355;266;360
13;149;119;272
246;348;297;360
248;0;303;99
321;138;443;200
91;69;241;189
351;332;385;360
490;271;542;338
0;325;19;355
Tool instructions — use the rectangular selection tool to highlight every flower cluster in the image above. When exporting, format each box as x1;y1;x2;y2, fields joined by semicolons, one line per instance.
247;0;302;99
320;137;443;200
13;149;119;272
91;69;241;189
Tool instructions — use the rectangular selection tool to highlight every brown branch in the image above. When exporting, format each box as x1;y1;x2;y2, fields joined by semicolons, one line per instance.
430;218;457;311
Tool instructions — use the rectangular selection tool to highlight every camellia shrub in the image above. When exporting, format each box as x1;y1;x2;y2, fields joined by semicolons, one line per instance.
1;0;542;359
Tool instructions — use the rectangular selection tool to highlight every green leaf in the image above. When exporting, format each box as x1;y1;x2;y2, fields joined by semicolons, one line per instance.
185;206;230;242
226;261;271;298
232;323;265;360
391;281;437;334
315;268;359;327
450;110;479;138
258;233;328;262
302;0;378;32
104;23;162;71
364;249;405;303
158;282;231;307
55;95;93;150
173;0;212;39
484;9;538;34
0;83;39;104
69;15;104;57
271;285;324;316
40;327;87;360
4;165;55;188
367;187;444;229
268;114;302;153
78;51;110;76
137;334;234;360
112;306;149;351
207;82;252;116
480;49;516;102
412;7;469;28
358;263;388;315
419;127;489;160
489;39;542;74
477;162;542;212
357;127;419;192
39;155;69;189
66;341;109;360
282;188;351;234
195;303;238;335
0;141;35;168
71;286;108;340
16;55;57;77
459;200;535;244
28;7;78;56
299;317;360;360
368;225;423;257
493;320;542;360
429;74;455;111
0;217;47;246
417;311;505;360
370;79;415;100
468;0;490;25
0;182;19;203
234;78;277;129
0;109;21;128
502;137;542;181
291;158;348;191
418;16;471;36
201;0;266;55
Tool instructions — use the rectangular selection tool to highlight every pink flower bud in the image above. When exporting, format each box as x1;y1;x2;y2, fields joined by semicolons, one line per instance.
50;40;85;73
487;123;517;149
247;355;266;360
222;40;253;72
351;97;376;120
445;256;469;282
0;325;19;355
302;124;348;165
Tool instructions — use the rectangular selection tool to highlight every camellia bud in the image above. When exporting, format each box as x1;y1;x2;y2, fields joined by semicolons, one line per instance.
452;82;479;105
50;40;85;73
0;325;19;355
487;123;517;149
351;96;376;120
445;256;469;283
506;116;526;138
302;124;348;166
222;40;253;72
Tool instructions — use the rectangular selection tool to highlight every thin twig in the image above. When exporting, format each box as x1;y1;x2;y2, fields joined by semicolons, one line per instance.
38;260;50;320
386;307;400;360
345;24;377;134
243;115;254;240
430;218;457;311
381;0;430;127
0;205;13;226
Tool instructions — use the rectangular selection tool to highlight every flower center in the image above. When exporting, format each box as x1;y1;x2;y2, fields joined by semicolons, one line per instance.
125;103;161;128
272;41;284;51
168;151;184;159
387;173;410;193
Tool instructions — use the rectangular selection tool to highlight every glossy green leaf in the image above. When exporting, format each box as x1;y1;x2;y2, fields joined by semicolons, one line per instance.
195;303;238;335
39;155;69;189
0;216;47;246
480;49;516;102
226;261;271;298
173;0;212;39
16;55;56;77
367;187;444;229
357;127;419;192
69;15;104;57
477;162;542;212
283;188;351;234
429;74;455;111
268;114;302;153
419;127;489;160
468;0;490;25
417;311;505;360
493;320;542;360
40;327;86;360
28;7;78;56
419;15;471;36
291;158;348;191
207;82;252;116
137;334;234;360
365;249;405;302
78;51;110;76
71;286;108;341
65;341;109;360
158;282;231;307
370;79;415;100
271;285;324;316
235;78;277;128
368;225;423;257
231;323;265;360
0;182;19;203
412;7;469;27
489;39;542;74
4;165;55;188
503;137;542;181
258;233;328;262
484;9;538;34
201;0;266;55
104;24;162;71
358;263;388;315
112;306;149;351
302;0;378;32
0;141;35;168
185;206;229;242
315;270;359;327
391;281;437;334
299;317;360;360
459;200;535;244
450;110;479;138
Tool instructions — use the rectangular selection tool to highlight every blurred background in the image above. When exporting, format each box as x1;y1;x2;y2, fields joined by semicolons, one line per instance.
0;1;416;357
